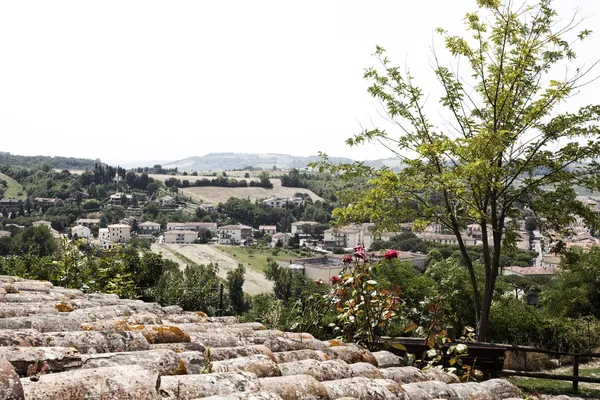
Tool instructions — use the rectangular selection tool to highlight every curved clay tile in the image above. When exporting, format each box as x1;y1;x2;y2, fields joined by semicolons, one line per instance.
322;376;407;400
379;366;427;384
81;349;183;376
209;344;275;362
0;358;24;400
0;346;81;376
401;380;458;399
348;362;385;379
259;374;329;400
212;355;281;378
279;359;351;382
272;349;325;364
42;330;150;354
20;366;161;399
160;371;262;399
371;350;402;368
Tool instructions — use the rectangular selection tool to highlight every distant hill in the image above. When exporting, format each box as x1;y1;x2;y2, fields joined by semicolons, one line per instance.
158;153;404;171
0;152;100;170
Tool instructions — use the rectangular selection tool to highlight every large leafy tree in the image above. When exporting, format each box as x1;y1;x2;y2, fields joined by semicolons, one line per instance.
318;0;600;340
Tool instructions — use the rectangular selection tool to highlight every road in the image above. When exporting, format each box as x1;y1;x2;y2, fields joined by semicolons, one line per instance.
150;243;273;295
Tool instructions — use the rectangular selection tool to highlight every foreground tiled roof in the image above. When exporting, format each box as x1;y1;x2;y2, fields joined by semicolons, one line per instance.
0;275;566;399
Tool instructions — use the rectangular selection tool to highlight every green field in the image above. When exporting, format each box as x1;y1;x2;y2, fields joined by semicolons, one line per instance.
509;366;600;398
215;246;300;272
0;172;26;199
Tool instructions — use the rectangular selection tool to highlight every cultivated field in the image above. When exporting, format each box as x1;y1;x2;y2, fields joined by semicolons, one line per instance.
178;178;323;205
0;172;26;199
151;243;273;295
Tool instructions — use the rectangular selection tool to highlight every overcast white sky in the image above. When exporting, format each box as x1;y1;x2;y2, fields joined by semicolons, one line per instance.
1;0;599;164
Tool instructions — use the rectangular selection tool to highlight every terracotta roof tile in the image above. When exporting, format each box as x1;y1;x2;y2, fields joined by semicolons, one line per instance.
0;275;542;399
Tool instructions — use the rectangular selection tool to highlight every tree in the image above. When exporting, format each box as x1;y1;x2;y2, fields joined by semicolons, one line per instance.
525;216;537;233
317;0;600;340
227;263;246;314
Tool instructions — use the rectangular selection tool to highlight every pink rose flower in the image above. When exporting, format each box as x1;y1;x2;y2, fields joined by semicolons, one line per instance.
342;254;353;263
353;244;366;260
330;275;341;284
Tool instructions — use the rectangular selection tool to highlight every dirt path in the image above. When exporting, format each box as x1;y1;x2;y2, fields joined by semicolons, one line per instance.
151;243;273;295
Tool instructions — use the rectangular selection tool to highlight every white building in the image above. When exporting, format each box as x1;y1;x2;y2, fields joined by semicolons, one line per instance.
198;203;216;211
164;230;197;244
107;224;131;244
323;223;377;249
109;193;133;206
32;220;52;228
271;232;293;247
291;221;319;235
416;233;478;246
263;196;304;208
76;218;100;227
71;225;91;239
138;221;161;235
185;222;218;236
217;224;254;245
259;225;277;235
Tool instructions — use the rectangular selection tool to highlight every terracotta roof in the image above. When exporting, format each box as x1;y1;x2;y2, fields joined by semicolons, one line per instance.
503;266;557;277
0;275;534;399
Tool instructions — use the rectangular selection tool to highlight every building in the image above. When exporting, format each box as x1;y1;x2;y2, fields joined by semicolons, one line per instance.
138;221;161;235
109;193;133;206
107;224;130;244
217;224;254;245
166;222;186;230
259;225;277;235
0;230;11;238
323;223;376;249
34;198;56;208
32;220;52;228
263;196;304;208
503;266;557;278
164;230;197;244
415;233;478;247
184;222;218;236
541;254;561;268
291;221;319;235
0;199;23;213
76;218;100;227
198;203;216;212
271;232;293;247
157;196;176;207
71;225;91;239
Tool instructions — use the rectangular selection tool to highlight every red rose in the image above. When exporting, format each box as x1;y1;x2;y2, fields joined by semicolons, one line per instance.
342;254;353;263
384;249;399;259
330;275;341;284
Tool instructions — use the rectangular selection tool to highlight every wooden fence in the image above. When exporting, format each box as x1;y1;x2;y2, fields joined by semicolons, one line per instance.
382;337;600;392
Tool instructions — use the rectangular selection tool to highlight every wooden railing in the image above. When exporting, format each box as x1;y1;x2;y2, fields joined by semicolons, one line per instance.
382;337;600;392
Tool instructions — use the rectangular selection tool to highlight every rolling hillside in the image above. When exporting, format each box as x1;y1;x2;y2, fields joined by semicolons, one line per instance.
0;172;26;199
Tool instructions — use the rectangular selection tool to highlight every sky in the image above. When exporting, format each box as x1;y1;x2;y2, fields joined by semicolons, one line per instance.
1;0;599;165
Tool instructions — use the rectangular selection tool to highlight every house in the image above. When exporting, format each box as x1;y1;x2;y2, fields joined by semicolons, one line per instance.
416;233;478;246
198;203;216;212
109;193;133;206
34;198;56;208
263;196;304;208
185;222;217;236
217;224;254;245
0;199;23;213
503;266;557;278
0;230;10;238
164;230;197;244
323;223;377;249
99;228;109;242
157;196;176;207
76;218;100;227
259;225;277;235
271;232;293;247
71;225;91;239
166;222;186;230
32;220;52;228
107;224;130;244
541;254;561;268
291;221;319;235
138;221;161;235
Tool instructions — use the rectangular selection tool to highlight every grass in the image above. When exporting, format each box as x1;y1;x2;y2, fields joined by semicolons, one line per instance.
215;246;299;272
509;366;600;399
0;172;26;200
